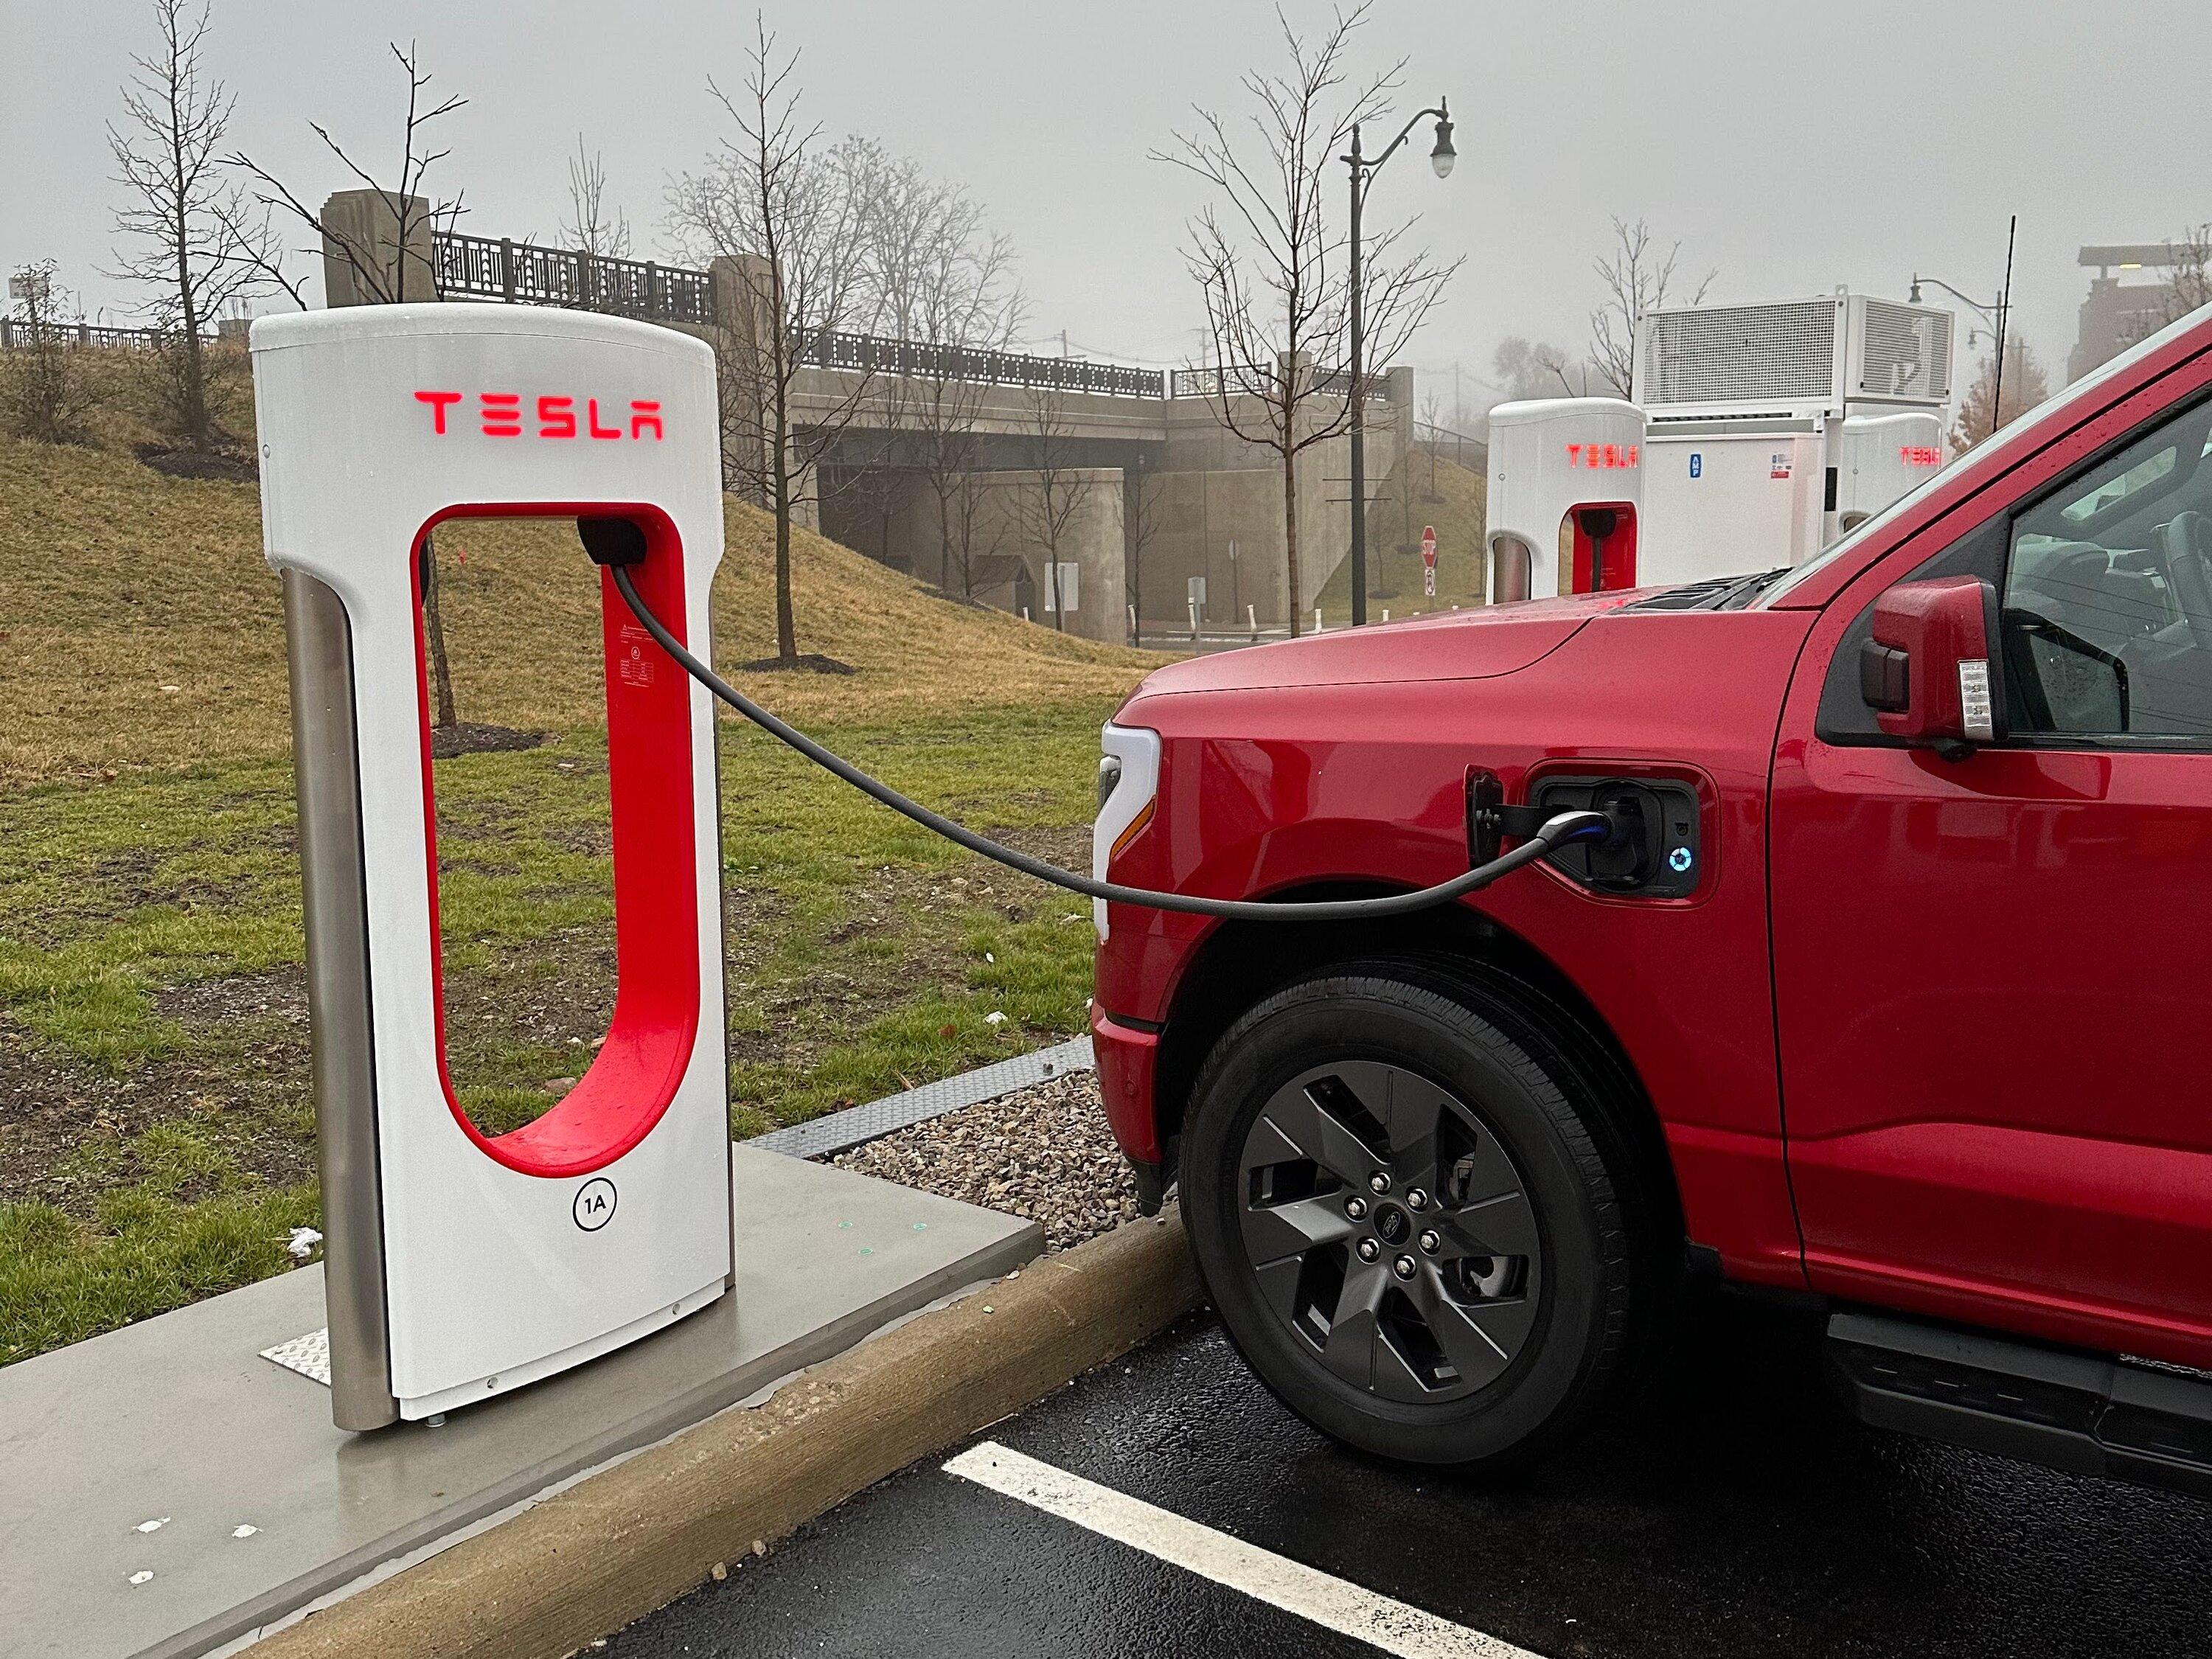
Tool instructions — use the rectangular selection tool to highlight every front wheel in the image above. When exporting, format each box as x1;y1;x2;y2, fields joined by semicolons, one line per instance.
1182;970;1651;1467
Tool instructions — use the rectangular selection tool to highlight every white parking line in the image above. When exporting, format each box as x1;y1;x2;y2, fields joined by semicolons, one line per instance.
942;1441;1545;1659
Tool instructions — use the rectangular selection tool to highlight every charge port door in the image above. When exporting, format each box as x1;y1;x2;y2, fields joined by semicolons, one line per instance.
1530;776;1701;898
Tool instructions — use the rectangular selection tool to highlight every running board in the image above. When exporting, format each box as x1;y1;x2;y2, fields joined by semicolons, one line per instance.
1828;1311;2212;1498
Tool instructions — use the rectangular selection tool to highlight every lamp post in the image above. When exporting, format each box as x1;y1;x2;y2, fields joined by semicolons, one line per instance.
1346;97;1455;626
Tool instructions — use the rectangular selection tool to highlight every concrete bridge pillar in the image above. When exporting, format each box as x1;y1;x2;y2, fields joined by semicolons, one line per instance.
710;253;818;528
1385;364;1416;454
318;191;439;307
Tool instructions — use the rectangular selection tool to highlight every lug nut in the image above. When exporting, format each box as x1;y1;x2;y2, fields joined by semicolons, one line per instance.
1368;1172;1392;1194
1357;1238;1381;1262
1419;1229;1441;1254
1345;1196;1369;1221
1392;1254;1417;1280
1406;1189;1429;1211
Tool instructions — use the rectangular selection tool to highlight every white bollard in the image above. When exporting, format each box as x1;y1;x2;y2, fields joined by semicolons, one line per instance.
1189;597;1200;641
1314;608;1324;633
1246;603;1257;640
1381;608;1390;622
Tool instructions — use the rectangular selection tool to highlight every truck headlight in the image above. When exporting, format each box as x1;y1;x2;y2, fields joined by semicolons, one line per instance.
1092;723;1161;939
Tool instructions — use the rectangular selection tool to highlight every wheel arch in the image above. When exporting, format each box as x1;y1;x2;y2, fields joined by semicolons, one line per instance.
1153;886;1682;1243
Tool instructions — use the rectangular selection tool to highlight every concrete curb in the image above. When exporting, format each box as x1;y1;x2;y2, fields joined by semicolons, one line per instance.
248;1211;1201;1659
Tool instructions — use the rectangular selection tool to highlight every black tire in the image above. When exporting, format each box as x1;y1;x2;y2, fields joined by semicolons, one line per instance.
1182;968;1652;1468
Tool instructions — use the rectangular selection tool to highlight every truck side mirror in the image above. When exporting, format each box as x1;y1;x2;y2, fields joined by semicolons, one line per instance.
1860;575;2006;756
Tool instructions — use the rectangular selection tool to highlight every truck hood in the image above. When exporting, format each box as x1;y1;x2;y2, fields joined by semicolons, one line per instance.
1134;591;1644;695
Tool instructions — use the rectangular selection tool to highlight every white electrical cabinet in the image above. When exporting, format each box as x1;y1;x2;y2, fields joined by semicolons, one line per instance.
1484;291;1956;601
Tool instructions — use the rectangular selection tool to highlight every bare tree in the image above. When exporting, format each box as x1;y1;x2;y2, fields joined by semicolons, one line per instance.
1587;215;1714;398
1158;4;1455;636
867;155;1022;599
206;194;307;309
1020;386;1095;631
228;43;468;728
561;137;631;260
667;19;884;664
106;0;278;450
1492;335;1587;400
1950;334;2051;451
1124;459;1167;644
950;467;1012;608
1418;388;1444;501
228;41;467;306
4;264;94;444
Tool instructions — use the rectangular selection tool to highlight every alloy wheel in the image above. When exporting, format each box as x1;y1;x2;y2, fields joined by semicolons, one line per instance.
1237;1060;1541;1403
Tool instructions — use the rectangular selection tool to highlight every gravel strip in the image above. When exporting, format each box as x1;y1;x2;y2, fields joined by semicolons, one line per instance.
828;1070;1141;1251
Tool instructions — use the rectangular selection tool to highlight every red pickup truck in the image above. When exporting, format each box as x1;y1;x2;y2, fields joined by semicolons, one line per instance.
1088;308;2212;1489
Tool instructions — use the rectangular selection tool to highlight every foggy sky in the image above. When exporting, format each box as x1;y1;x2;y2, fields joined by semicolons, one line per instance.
6;0;2208;412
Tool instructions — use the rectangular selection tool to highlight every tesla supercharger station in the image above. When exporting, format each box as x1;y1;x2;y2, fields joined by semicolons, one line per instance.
1833;410;1947;529
1485;398;1646;603
251;304;734;1430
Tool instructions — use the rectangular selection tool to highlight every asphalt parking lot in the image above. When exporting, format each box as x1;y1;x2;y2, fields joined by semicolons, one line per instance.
608;1297;2212;1658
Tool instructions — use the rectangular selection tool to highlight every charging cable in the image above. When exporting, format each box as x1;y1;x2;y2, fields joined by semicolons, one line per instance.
588;524;1607;921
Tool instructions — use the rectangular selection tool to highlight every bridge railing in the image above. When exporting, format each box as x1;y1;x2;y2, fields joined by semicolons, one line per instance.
0;319;223;352
799;332;1166;399
431;232;717;327
425;230;1169;397
1169;364;1395;403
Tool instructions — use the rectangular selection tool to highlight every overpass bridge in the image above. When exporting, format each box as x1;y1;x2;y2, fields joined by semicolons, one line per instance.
319;195;1434;641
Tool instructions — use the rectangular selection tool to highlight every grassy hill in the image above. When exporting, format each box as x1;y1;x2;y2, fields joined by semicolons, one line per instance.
1314;447;1489;614
0;437;1153;1364
0;437;1150;785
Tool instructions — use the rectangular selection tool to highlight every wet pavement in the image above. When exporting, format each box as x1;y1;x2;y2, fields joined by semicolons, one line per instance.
608;1295;2212;1658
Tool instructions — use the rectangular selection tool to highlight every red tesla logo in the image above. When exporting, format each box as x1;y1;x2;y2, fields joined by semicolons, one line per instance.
1565;442;1639;469
414;391;665;441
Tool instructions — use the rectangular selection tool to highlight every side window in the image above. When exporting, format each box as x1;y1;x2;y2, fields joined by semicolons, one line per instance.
2003;398;2212;739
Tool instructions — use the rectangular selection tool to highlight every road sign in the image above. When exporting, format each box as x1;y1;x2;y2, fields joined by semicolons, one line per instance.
1420;525;1437;566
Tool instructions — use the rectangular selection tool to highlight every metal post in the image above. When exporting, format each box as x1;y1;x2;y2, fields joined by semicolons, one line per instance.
1991;215;2018;434
1347;122;1368;627
282;570;399;1430
499;237;516;304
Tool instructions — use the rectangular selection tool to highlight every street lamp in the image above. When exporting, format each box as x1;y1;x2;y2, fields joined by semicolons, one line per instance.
1910;214;2017;435
1346;98;1455;626
1910;272;2005;339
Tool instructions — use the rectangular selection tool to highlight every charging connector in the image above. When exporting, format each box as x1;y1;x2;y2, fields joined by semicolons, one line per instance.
580;516;649;568
1529;774;1702;897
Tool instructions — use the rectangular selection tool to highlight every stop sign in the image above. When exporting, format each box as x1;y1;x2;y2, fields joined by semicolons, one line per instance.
1420;526;1438;566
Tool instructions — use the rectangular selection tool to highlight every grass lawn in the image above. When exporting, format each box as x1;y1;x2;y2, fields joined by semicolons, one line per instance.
1314;448;1489;614
0;436;1152;1366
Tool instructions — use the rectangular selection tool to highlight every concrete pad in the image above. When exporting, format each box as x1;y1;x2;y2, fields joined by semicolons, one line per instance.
0;1147;1041;1659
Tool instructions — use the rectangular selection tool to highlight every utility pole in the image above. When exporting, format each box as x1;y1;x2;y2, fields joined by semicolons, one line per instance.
1991;215;2017;434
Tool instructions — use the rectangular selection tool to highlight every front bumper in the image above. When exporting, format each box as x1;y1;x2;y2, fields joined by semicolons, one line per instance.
1090;1001;1166;1211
